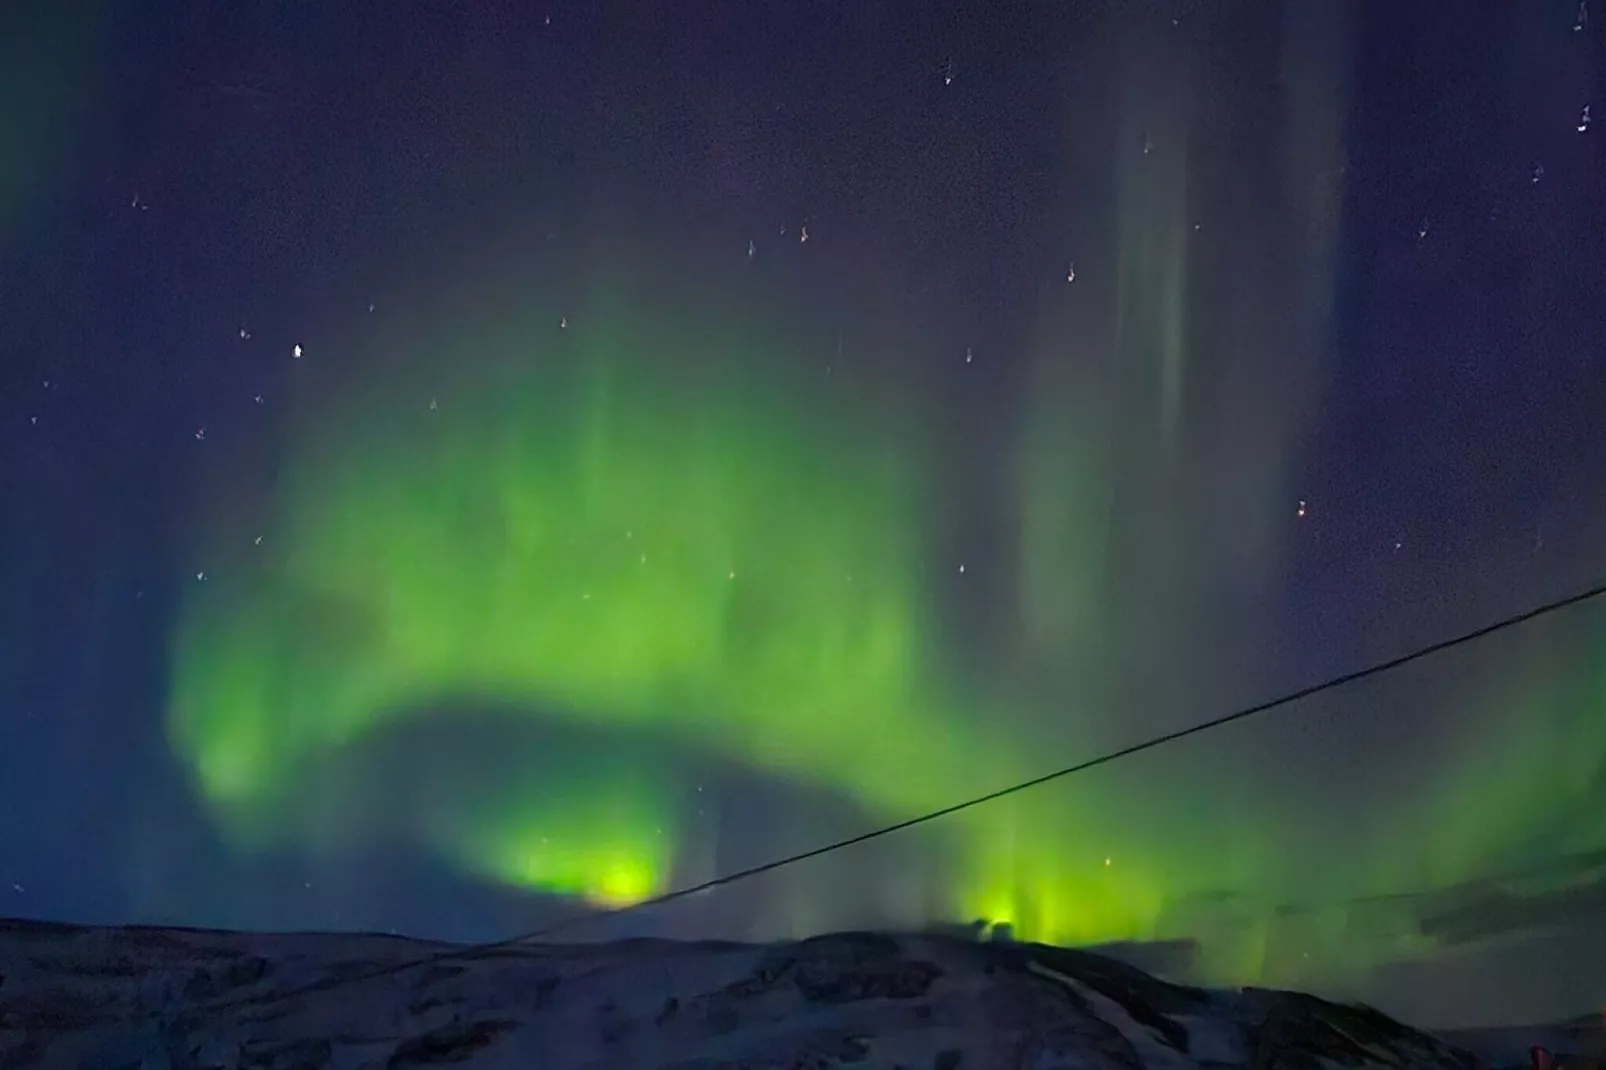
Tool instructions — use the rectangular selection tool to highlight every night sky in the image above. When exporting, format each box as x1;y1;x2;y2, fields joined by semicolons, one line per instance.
3;0;1605;1030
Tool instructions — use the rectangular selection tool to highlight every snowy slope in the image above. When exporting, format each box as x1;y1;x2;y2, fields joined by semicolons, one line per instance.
0;916;1479;1069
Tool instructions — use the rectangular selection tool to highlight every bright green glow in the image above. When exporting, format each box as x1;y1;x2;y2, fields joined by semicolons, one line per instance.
431;767;677;908
955;820;1167;946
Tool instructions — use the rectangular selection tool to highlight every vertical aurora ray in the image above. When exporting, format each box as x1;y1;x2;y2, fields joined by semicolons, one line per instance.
989;0;1376;979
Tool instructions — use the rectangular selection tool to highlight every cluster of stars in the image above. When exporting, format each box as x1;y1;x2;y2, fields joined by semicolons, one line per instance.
745;221;816;262
180;316;360;582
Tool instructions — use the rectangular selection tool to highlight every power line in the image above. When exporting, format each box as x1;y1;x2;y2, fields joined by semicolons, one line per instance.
209;576;1606;1013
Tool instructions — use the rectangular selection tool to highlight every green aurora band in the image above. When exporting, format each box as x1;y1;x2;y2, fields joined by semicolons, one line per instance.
168;292;1256;950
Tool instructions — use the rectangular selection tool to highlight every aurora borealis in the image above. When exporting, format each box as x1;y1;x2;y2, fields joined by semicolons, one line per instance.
4;0;1605;1031
165;286;1214;946
161;257;1603;994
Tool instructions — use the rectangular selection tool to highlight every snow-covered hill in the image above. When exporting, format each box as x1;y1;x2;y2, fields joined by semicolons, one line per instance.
0;916;1480;1069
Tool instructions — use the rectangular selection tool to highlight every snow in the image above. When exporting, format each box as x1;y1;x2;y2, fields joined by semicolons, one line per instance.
0;916;1482;1069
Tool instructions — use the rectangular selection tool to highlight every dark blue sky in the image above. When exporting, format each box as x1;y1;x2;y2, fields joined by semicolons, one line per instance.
1;0;1603;1029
